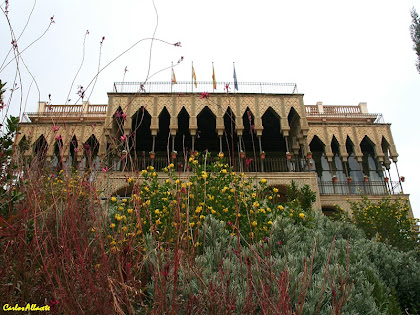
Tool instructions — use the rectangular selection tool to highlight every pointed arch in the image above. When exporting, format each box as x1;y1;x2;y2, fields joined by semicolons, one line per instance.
261;107;285;154
196;106;218;153
69;135;78;169
53;136;64;170
112;106;125;139
132;106;152;154
241;107;255;154
360;135;382;180
33;135;48;167
309;136;329;180
222;106;238;155
175;107;191;153
346;136;362;181
84;134;100;169
155;107;170;152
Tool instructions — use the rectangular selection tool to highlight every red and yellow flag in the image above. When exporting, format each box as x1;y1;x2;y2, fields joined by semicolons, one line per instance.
171;68;177;84
212;65;216;90
192;66;197;88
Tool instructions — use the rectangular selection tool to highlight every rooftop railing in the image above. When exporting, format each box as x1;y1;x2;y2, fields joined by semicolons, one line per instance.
112;81;299;94
25;104;107;120
305;105;384;123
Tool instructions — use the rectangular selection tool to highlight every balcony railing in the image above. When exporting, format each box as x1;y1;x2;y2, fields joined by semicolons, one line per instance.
318;180;402;195
305;105;384;123
121;155;311;173
25;104;107;121
112;81;299;94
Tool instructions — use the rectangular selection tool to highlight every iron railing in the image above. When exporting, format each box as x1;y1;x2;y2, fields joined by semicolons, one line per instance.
318;180;402;195
112;81;299;94
123;155;311;173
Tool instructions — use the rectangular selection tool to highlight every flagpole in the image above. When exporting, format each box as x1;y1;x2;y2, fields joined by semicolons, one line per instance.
191;61;193;93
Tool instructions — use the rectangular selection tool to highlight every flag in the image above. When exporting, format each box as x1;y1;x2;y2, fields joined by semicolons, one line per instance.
233;64;238;91
212;64;216;90
171;68;177;84
192;66;197;88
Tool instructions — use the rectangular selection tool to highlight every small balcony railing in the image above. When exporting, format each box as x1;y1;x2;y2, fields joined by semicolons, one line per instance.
318;180;402;195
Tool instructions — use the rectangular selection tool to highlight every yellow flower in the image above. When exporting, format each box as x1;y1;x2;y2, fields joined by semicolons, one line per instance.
91;227;96;232
202;171;208;179
267;220;273;225
195;206;203;213
273;188;278;193
200;215;205;220
261;178;267;184
156;219;161;225
252;221;258;227
299;213;305;219
211;209;216;214
223;208;229;213
118;206;124;211
194;241;200;247
155;209;160;214
169;163;174;168
110;223;116;229
221;169;227;174
218;152;224;158
278;205;284;211
127;177;133;183
189;222;195;227
111;197;117;202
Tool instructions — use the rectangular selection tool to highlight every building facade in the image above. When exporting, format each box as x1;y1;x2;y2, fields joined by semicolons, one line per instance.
17;82;410;215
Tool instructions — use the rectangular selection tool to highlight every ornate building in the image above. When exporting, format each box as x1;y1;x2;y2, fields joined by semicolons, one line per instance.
17;81;410;215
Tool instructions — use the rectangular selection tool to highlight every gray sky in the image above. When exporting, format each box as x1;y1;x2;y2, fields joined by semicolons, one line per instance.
1;0;419;217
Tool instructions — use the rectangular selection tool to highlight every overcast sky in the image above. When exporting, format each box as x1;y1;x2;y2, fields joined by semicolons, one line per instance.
1;0;419;217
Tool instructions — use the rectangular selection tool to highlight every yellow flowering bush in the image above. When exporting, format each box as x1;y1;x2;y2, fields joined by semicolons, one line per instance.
350;195;419;251
107;152;312;248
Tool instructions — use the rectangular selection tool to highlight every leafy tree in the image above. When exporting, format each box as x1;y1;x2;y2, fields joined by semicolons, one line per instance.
410;8;420;73
350;195;420;252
